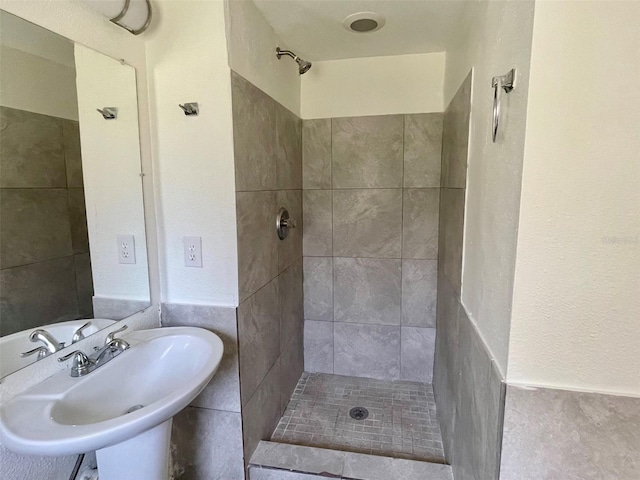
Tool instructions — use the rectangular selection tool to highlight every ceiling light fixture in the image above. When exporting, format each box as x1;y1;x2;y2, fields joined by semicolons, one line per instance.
343;12;385;33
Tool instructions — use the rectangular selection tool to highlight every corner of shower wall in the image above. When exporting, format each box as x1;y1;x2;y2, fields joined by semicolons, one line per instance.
433;70;506;480
230;71;305;468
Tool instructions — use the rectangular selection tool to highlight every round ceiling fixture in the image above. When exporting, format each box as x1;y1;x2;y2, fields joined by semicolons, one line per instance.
343;12;385;33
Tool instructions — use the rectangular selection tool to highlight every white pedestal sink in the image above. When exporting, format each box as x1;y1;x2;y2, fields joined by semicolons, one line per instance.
0;327;224;480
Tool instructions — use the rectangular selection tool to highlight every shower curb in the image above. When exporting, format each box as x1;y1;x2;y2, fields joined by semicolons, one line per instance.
248;441;452;480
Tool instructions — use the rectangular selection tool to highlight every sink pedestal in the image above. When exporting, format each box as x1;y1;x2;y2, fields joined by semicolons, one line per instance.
96;419;172;480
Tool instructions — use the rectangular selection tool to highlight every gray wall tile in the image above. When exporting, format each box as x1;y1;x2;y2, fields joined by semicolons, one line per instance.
275;104;302;190
92;297;149;320
162;303;241;413
243;360;283;464
0;257;78;336
249;467;326;480
403;188;439;260
238;279;280;406
500;386;640;480
441;72;471;189
277;190;302;274
236;191;278;301
303;320;333;374
401;326;436;383
279;260;303;352
333;189;402;258
438;188;465;294
68;188;89;254
332;115;404;188
433;275;505;480
302;190;332;256
303;257;333;321
279;322;304;412
250;442;345;478
62;119;84;188
343;451;453;480
334;257;401;325
171;407;244;480
402;259;437;327
1;189;72;268
74;253;94;317
433;276;461;460
232;72;277;191
404;114;443;188
0;106;65;188
334;323;400;380
302;119;331;189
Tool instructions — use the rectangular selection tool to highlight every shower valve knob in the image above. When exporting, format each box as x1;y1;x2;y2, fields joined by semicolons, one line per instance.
276;208;296;240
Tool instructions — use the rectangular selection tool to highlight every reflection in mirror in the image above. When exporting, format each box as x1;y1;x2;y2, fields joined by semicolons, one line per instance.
0;11;150;378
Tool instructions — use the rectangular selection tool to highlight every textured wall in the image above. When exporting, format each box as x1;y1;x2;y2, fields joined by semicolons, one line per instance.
444;0;535;373
0;106;93;336
231;72;304;466
508;0;640;396
302;113;442;382
433;72;505;480
301;53;445;119
145;0;237;306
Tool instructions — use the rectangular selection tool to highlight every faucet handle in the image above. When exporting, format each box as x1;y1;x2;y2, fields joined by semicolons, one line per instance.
105;325;128;344
20;346;49;359
72;321;92;344
58;350;93;377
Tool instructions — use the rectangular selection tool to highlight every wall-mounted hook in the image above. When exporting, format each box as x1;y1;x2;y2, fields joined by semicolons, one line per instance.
179;103;199;116
491;68;516;142
97;107;118;120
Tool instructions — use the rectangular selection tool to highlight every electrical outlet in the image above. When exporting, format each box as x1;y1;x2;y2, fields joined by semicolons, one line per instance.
184;236;203;268
117;235;136;264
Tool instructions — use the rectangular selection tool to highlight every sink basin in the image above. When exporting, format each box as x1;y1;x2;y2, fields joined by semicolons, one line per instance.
0;318;117;378
0;327;223;479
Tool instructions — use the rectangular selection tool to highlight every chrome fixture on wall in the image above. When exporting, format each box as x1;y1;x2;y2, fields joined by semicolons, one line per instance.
97;107;118;120
491;68;516;142
83;0;152;35
276;47;312;75
179;103;199;116
276;207;297;240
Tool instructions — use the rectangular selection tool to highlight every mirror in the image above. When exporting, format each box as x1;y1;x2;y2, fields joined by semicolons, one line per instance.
0;11;150;378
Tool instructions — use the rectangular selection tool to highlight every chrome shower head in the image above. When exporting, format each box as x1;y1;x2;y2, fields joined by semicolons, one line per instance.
276;47;312;75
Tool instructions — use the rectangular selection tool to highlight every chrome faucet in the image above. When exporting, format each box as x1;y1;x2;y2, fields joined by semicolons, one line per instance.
20;329;65;361
58;326;130;377
29;329;65;353
71;321;93;344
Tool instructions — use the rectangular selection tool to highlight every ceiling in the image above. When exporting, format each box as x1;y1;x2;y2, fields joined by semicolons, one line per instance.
252;0;469;61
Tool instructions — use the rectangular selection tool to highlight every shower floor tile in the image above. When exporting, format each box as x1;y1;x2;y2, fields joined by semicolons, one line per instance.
271;373;446;463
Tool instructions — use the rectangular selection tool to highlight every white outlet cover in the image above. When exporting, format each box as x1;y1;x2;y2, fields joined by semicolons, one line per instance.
117;234;136;264
183;236;203;268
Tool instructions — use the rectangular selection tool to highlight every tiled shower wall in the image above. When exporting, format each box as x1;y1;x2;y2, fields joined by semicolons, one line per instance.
302;113;443;382
433;72;506;480
0;106;93;336
232;72;304;465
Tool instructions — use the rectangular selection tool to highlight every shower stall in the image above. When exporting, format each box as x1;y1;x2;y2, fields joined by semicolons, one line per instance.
231;58;480;478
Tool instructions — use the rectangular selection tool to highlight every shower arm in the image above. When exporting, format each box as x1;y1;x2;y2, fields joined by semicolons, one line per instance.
276;48;298;61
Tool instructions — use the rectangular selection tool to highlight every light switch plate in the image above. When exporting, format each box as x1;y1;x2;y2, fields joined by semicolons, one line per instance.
184;236;203;268
117;235;136;264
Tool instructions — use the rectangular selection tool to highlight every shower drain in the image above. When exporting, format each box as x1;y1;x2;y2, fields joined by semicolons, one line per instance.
124;404;144;414
349;406;369;420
